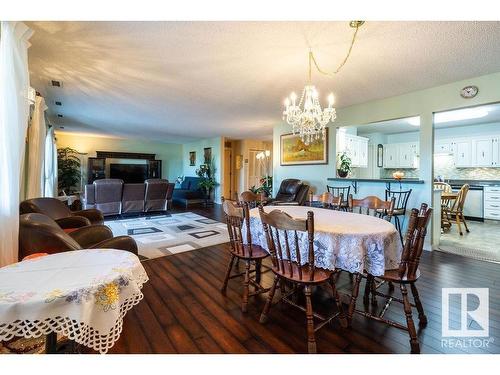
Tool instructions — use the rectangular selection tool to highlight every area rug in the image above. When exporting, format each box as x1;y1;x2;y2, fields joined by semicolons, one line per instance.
105;212;229;260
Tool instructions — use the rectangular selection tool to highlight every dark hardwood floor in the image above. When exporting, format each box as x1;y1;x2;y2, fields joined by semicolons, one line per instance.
108;204;500;354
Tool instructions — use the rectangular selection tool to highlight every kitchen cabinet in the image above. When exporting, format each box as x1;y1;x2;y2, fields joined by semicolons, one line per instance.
484;186;500;220
337;132;369;168
473;138;493;167
492;138;500;167
453;140;472;167
383;142;419;169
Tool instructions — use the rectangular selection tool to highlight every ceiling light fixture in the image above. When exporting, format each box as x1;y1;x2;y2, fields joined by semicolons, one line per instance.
434;108;489;123
283;21;364;144
407;117;420;126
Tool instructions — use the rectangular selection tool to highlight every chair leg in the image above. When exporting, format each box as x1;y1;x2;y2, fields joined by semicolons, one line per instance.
410;282;427;327
461;213;470;233
328;276;348;328
260;275;279;324
347;273;363;326
220;254;235;295
400;283;420;354
242;260;251;313
255;259;262;285
234;258;240;270
455;213;463;235
304;285;317;354
395;216;403;245
363;274;373;305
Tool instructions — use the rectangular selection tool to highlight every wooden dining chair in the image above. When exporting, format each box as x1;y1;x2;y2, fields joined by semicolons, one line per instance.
348;204;432;354
308;191;343;210
449;184;470;235
258;206;347;354
239;190;267;208
220;199;270;312
348;195;396;221
326;185;350;210
433;182;452;193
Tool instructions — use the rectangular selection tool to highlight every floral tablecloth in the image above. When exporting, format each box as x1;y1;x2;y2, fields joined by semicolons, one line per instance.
245;206;402;276
0;249;148;354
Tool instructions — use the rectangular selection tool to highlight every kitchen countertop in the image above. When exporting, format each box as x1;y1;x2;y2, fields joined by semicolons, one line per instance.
327;177;425;184
441;179;500;187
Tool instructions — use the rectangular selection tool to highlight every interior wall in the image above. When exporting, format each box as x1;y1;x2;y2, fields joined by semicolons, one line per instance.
273;71;500;247
181;136;223;203
55;132;183;188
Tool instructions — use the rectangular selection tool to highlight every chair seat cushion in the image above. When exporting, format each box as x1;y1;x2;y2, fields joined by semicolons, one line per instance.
231;244;269;259
273;263;333;284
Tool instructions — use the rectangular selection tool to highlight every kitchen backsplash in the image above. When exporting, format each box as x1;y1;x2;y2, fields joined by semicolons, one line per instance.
434;154;500;180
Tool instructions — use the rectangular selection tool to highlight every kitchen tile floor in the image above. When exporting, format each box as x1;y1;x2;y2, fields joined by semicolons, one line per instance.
439;219;500;263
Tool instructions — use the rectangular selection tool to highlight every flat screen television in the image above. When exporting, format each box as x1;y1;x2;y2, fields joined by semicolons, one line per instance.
110;163;148;183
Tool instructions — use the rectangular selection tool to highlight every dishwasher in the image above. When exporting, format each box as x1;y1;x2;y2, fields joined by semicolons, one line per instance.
450;184;484;221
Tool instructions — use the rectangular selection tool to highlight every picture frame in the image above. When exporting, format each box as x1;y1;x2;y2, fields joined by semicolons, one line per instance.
204;147;212;164
280;129;328;166
189;151;196;166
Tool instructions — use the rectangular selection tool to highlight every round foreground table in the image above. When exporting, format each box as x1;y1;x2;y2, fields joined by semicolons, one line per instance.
246;206;402;276
0;249;148;354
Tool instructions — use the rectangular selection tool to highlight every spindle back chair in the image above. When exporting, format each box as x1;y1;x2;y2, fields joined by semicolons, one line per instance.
308;192;343;210
348;195;395;221
258;206;347;353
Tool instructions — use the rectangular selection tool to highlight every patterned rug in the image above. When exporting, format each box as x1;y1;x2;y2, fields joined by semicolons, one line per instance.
105;212;229;260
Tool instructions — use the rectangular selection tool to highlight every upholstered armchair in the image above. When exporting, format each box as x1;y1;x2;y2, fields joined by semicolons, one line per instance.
20;197;104;229
266;178;309;206
19;213;138;260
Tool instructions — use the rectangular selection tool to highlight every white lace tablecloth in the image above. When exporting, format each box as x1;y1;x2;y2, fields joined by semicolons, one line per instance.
0;249;148;354
246;206;402;276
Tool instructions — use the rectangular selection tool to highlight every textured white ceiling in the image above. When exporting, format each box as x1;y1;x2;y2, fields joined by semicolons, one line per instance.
27;21;500;143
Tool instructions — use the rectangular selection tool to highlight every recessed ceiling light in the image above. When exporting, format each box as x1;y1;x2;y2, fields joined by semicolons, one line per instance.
407;117;420;126
435;108;489;123
55;101;62;106
57;114;63;118
51;80;62;87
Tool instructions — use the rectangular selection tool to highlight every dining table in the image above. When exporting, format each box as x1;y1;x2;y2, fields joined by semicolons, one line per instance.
245;205;403;277
0;249;148;354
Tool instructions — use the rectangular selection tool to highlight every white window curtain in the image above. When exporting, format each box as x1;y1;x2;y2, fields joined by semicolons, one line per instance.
0;21;33;266
26;95;48;199
44;126;58;198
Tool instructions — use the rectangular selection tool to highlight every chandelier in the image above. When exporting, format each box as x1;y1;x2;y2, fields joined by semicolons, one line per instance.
282;21;364;145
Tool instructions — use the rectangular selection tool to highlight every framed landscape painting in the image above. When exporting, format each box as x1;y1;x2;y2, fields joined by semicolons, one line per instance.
280;129;328;166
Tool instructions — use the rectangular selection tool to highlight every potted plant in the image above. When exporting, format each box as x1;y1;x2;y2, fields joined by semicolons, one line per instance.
57;147;83;195
337;152;352;178
196;157;218;204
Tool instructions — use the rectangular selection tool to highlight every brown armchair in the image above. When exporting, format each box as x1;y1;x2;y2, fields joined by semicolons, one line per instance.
267;178;309;206
19;213;138;260
20;197;104;229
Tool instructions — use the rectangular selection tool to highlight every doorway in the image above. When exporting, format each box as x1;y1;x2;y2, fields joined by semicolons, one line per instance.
433;102;500;263
223;147;233;200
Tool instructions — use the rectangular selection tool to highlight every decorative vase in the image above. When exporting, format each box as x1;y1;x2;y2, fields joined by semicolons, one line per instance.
337;169;348;178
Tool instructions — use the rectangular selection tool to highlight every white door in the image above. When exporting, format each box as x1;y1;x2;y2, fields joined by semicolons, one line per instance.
454;140;472;167
383;144;397;168
247;149;264;190
492;138;500;167
398;143;411;168
474;138;493;167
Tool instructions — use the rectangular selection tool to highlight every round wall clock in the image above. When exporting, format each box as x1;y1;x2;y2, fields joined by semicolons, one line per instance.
460;85;479;99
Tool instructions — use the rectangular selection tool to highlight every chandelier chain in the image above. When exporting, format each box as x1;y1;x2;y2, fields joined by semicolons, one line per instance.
308;21;362;80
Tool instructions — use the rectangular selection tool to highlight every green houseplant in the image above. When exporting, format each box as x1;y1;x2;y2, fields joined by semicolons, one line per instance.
195;157;218;202
337;152;352;178
57;147;83;194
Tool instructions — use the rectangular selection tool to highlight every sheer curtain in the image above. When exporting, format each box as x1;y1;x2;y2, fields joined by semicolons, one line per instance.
0;22;33;266
44;126;58;198
26;95;48;199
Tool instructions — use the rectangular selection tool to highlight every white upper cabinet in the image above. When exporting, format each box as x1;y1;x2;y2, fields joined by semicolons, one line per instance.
336;131;369;168
383;142;419;169
453;140;472;167
473;138;493;167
